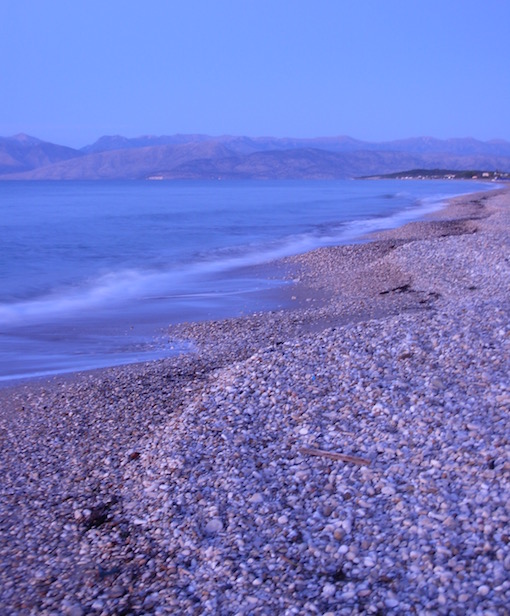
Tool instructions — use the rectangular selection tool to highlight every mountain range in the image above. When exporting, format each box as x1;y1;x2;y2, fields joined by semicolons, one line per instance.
1;133;510;180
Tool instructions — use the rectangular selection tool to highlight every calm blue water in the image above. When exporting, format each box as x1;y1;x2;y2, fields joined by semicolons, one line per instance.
0;179;493;382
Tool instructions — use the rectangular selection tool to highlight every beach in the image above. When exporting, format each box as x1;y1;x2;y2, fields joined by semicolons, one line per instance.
0;186;509;614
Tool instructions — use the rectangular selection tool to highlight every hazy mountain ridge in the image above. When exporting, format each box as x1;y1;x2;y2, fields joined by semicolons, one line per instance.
1;133;510;180
80;134;216;154
0;133;82;175
79;134;510;156
156;149;510;181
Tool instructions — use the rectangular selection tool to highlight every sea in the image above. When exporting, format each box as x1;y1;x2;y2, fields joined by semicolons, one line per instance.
0;179;494;383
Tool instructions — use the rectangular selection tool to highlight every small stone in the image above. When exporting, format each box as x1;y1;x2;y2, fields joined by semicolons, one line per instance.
133;517;146;526
249;493;264;504
143;594;157;609
205;518;223;534
477;584;490;596
110;585;125;598
385;598;399;608
341;519;352;533
504;555;510;570
381;486;396;496
430;377;444;389
277;515;288;525
322;582;336;598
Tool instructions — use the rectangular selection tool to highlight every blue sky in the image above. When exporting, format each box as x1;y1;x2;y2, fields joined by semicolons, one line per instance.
1;0;509;147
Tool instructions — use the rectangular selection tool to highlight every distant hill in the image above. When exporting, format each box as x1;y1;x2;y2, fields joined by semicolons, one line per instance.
0;134;82;175
80;134;216;154
1;133;510;180
80;134;371;155
3;141;235;181
81;134;510;157
374;136;510;157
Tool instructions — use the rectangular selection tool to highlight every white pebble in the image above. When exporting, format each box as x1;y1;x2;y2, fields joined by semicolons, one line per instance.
322;582;336;598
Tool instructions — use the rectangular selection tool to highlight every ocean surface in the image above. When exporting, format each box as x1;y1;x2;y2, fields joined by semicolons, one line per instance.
0;179;493;382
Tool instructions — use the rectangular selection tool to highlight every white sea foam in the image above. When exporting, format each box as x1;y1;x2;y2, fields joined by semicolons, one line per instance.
0;189;481;328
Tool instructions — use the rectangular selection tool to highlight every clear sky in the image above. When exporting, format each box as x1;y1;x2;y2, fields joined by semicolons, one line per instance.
1;0;509;148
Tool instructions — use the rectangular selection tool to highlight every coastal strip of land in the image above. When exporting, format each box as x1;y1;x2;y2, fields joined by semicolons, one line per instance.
0;187;509;615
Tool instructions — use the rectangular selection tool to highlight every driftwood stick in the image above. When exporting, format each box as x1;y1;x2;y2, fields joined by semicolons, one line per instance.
299;447;370;466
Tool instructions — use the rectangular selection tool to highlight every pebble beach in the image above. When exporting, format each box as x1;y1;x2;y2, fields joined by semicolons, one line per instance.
0;186;509;615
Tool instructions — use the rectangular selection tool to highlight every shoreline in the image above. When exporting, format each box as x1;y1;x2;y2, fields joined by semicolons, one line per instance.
0;186;509;613
0;182;501;390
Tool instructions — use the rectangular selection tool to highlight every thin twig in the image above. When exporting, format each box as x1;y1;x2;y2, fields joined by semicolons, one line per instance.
299;447;370;466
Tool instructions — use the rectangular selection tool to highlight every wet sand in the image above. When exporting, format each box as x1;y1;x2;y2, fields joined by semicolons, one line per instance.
0;186;509;614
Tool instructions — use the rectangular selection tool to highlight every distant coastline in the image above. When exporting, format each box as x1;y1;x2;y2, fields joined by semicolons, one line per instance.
1;133;510;181
361;168;510;181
